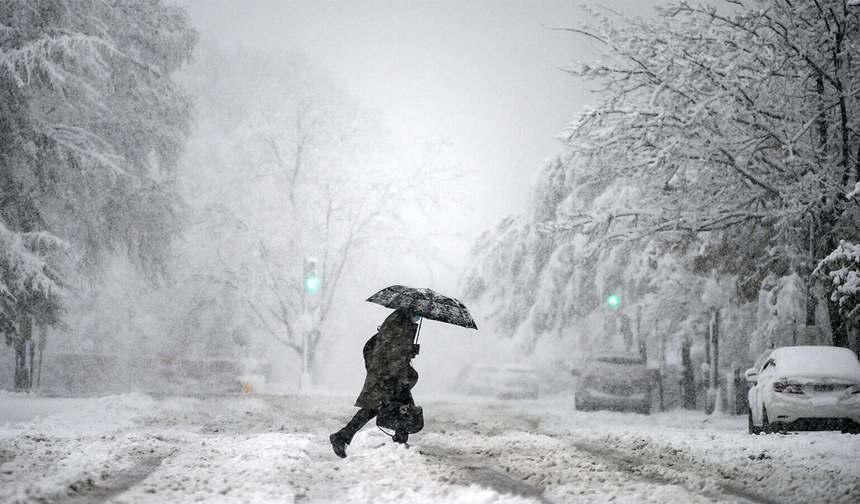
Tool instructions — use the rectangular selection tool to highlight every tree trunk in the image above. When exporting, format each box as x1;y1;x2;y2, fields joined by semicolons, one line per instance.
806;282;816;327
13;338;29;390
28;339;34;389
706;308;720;415
708;308;723;413
681;339;696;410
14;316;34;390
37;323;47;388
713;309;720;383
829;296;850;349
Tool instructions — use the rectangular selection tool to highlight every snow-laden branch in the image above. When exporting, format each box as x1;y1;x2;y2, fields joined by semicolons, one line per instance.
464;0;860;348
814;240;860;327
0;221;66;310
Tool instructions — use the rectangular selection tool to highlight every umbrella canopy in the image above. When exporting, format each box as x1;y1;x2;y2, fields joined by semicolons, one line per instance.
366;285;478;330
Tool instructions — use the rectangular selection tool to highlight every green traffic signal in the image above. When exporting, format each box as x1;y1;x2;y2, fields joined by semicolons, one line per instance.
607;294;619;306
305;276;318;290
303;257;318;291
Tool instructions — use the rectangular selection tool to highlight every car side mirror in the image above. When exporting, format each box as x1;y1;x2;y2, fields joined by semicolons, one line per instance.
744;368;758;383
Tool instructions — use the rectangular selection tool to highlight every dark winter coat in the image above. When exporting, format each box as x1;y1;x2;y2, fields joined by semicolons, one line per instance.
354;310;419;409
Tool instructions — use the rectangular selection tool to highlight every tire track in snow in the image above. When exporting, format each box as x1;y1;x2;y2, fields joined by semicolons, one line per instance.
423;400;779;502
61;455;165;503
418;444;554;503
572;441;779;504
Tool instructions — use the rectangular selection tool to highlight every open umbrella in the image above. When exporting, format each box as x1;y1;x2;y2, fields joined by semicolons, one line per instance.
366;285;478;330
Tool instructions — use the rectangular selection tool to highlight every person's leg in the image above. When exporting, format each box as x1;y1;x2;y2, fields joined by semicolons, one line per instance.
341;408;377;440
330;408;377;458
392;430;408;444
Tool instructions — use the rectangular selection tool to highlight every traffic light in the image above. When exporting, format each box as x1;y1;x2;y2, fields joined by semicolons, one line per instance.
305;276;318;291
303;258;318;291
606;294;619;307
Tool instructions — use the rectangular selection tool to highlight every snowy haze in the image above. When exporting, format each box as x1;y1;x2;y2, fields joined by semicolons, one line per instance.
169;0;665;393
0;1;668;396
176;0;662;233
4;2;860;501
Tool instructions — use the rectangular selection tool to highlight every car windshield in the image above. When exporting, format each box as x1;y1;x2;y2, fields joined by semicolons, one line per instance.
584;359;648;380
473;366;499;378
592;354;645;365
502;366;532;375
588;360;642;372
772;346;860;380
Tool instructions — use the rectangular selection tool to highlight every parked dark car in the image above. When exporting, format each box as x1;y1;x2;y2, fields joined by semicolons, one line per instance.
574;353;652;414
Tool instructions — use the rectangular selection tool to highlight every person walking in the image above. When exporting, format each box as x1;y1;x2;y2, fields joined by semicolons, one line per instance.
329;309;420;458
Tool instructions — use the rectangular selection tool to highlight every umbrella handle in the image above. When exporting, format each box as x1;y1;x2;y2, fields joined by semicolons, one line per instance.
414;317;422;345
411;318;422;359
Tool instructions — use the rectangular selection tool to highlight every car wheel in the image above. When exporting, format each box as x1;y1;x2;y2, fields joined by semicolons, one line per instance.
761;407;772;434
748;409;761;435
841;420;860;434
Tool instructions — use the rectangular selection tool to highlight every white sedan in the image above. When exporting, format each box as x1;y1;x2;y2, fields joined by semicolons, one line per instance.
746;345;860;434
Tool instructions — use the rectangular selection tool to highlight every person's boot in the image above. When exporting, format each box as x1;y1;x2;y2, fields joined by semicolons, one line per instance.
392;430;408;444
329;432;348;458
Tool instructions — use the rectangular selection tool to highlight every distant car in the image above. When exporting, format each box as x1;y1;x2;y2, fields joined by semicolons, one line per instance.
454;363;500;397
745;346;860;434
497;364;539;399
574;353;652;414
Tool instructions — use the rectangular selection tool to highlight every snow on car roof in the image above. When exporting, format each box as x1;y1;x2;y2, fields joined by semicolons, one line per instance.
771;346;860;380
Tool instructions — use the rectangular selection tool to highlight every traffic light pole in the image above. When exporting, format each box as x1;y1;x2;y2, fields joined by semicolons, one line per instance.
299;286;312;391
299;257;317;392
300;328;310;391
299;289;311;392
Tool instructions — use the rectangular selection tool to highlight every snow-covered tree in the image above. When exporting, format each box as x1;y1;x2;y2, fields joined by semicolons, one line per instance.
466;0;860;360
553;0;860;344
464;0;860;381
1;0;197;277
0;0;197;386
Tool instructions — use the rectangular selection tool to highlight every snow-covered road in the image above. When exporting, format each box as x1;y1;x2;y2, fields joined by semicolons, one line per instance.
2;391;859;503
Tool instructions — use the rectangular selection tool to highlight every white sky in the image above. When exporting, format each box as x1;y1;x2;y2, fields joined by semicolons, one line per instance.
174;0;664;232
